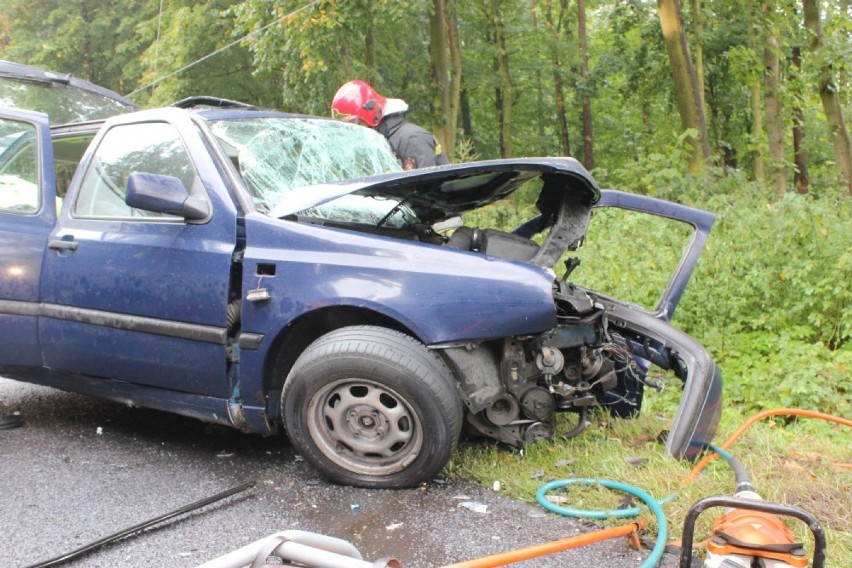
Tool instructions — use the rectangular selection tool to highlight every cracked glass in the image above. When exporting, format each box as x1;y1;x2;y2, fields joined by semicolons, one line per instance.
210;117;405;224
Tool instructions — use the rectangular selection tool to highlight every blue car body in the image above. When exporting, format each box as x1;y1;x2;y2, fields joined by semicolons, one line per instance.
0;61;721;487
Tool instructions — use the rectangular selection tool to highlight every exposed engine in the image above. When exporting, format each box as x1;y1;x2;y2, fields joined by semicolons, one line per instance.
442;277;656;448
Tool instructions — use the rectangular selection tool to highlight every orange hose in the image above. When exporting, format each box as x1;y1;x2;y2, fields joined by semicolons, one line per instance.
686;408;852;484
439;520;645;568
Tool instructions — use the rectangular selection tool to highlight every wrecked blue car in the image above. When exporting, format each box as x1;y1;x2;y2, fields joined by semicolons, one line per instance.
0;61;721;488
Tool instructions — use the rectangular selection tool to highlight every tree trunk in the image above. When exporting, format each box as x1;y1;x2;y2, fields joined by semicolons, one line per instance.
429;0;452;156
545;0;570;156
690;0;707;121
365;27;376;73
530;1;546;142
791;46;809;194
762;1;786;196
747;0;766;187
460;87;474;140
578;0;593;169
803;0;852;194
491;0;513;157
657;0;712;173
446;0;462;158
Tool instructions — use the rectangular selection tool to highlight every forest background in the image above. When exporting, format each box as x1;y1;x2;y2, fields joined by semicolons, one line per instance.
2;0;846;419
1;0;849;560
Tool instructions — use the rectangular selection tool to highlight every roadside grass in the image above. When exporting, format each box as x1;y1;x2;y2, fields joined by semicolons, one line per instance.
444;388;851;567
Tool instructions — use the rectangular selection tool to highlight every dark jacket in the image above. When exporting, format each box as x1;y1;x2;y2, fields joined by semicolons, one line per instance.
376;114;450;169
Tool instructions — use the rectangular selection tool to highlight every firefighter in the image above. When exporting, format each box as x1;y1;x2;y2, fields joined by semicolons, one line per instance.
332;80;450;170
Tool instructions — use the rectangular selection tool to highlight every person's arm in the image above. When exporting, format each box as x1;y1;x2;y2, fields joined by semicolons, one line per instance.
398;125;446;169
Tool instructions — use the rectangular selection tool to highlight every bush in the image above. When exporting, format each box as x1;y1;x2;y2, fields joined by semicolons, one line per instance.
681;190;851;349
678;187;851;415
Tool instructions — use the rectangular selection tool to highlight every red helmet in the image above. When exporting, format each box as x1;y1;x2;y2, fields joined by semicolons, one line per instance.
331;80;387;127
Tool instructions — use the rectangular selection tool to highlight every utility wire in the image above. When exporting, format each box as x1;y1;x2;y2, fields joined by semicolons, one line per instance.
126;0;321;100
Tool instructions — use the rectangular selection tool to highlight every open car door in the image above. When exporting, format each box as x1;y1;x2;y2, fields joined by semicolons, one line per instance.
0;107;55;371
570;189;721;459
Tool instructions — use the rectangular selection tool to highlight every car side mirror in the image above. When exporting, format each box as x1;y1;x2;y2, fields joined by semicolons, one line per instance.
125;172;210;221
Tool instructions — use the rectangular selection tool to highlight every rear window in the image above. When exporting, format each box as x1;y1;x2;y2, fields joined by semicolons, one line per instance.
0;80;132;124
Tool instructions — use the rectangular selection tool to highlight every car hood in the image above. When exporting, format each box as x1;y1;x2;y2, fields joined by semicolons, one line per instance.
267;157;600;222
0;60;137;125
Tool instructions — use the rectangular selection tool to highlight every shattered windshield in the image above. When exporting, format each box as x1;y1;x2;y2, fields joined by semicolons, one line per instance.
209;117;405;223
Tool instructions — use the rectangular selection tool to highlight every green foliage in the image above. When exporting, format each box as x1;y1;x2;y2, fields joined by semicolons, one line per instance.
133;2;280;108
679;188;851;346
1;0;849;418
0;0;158;92
675;185;851;415
451;137;480;163
230;0;434;116
718;332;851;416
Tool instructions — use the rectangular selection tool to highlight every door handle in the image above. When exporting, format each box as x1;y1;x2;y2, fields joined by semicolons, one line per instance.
48;239;78;251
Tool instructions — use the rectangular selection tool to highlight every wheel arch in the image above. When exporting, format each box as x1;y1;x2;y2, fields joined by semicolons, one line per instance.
262;306;419;420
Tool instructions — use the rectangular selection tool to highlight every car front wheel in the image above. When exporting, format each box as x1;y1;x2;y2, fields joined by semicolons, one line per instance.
280;326;463;488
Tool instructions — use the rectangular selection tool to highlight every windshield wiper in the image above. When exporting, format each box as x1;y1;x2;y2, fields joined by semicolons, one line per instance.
376;196;410;228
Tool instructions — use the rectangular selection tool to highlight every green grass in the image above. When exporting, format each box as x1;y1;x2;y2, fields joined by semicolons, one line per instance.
444;394;852;567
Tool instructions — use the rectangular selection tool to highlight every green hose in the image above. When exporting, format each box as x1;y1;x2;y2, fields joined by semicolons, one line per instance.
536;478;668;568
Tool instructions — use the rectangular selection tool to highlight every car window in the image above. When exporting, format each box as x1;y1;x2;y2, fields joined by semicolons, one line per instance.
74;122;198;219
0;117;39;214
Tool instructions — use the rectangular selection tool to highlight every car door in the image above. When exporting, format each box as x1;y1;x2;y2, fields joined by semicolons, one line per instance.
39;114;239;398
567;189;717;419
0;108;55;369
572;189;716;322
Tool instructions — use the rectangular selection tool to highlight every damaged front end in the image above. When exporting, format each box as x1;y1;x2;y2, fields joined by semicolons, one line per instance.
263;154;722;462
438;185;722;461
442;280;722;460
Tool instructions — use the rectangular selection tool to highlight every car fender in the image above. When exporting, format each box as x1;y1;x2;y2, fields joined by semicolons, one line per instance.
240;213;558;345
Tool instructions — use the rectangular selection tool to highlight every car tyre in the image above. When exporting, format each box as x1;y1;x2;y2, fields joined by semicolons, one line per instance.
281;326;463;488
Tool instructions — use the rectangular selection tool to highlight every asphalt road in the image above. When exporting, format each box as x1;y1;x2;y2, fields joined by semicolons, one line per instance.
0;378;678;568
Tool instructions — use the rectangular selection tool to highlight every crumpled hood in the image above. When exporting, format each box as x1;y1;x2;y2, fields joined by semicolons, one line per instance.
268;157;600;222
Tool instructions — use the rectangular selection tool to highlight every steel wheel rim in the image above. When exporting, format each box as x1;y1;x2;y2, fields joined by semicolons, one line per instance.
307;377;423;476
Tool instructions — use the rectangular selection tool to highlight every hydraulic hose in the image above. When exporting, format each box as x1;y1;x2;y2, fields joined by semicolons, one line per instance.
705;444;754;494
535;478;668;568
687;408;852;484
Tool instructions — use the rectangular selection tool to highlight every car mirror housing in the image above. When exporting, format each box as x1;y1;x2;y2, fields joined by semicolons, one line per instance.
125;171;209;221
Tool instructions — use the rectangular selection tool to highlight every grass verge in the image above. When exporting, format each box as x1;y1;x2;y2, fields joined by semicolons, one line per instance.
444;395;851;567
